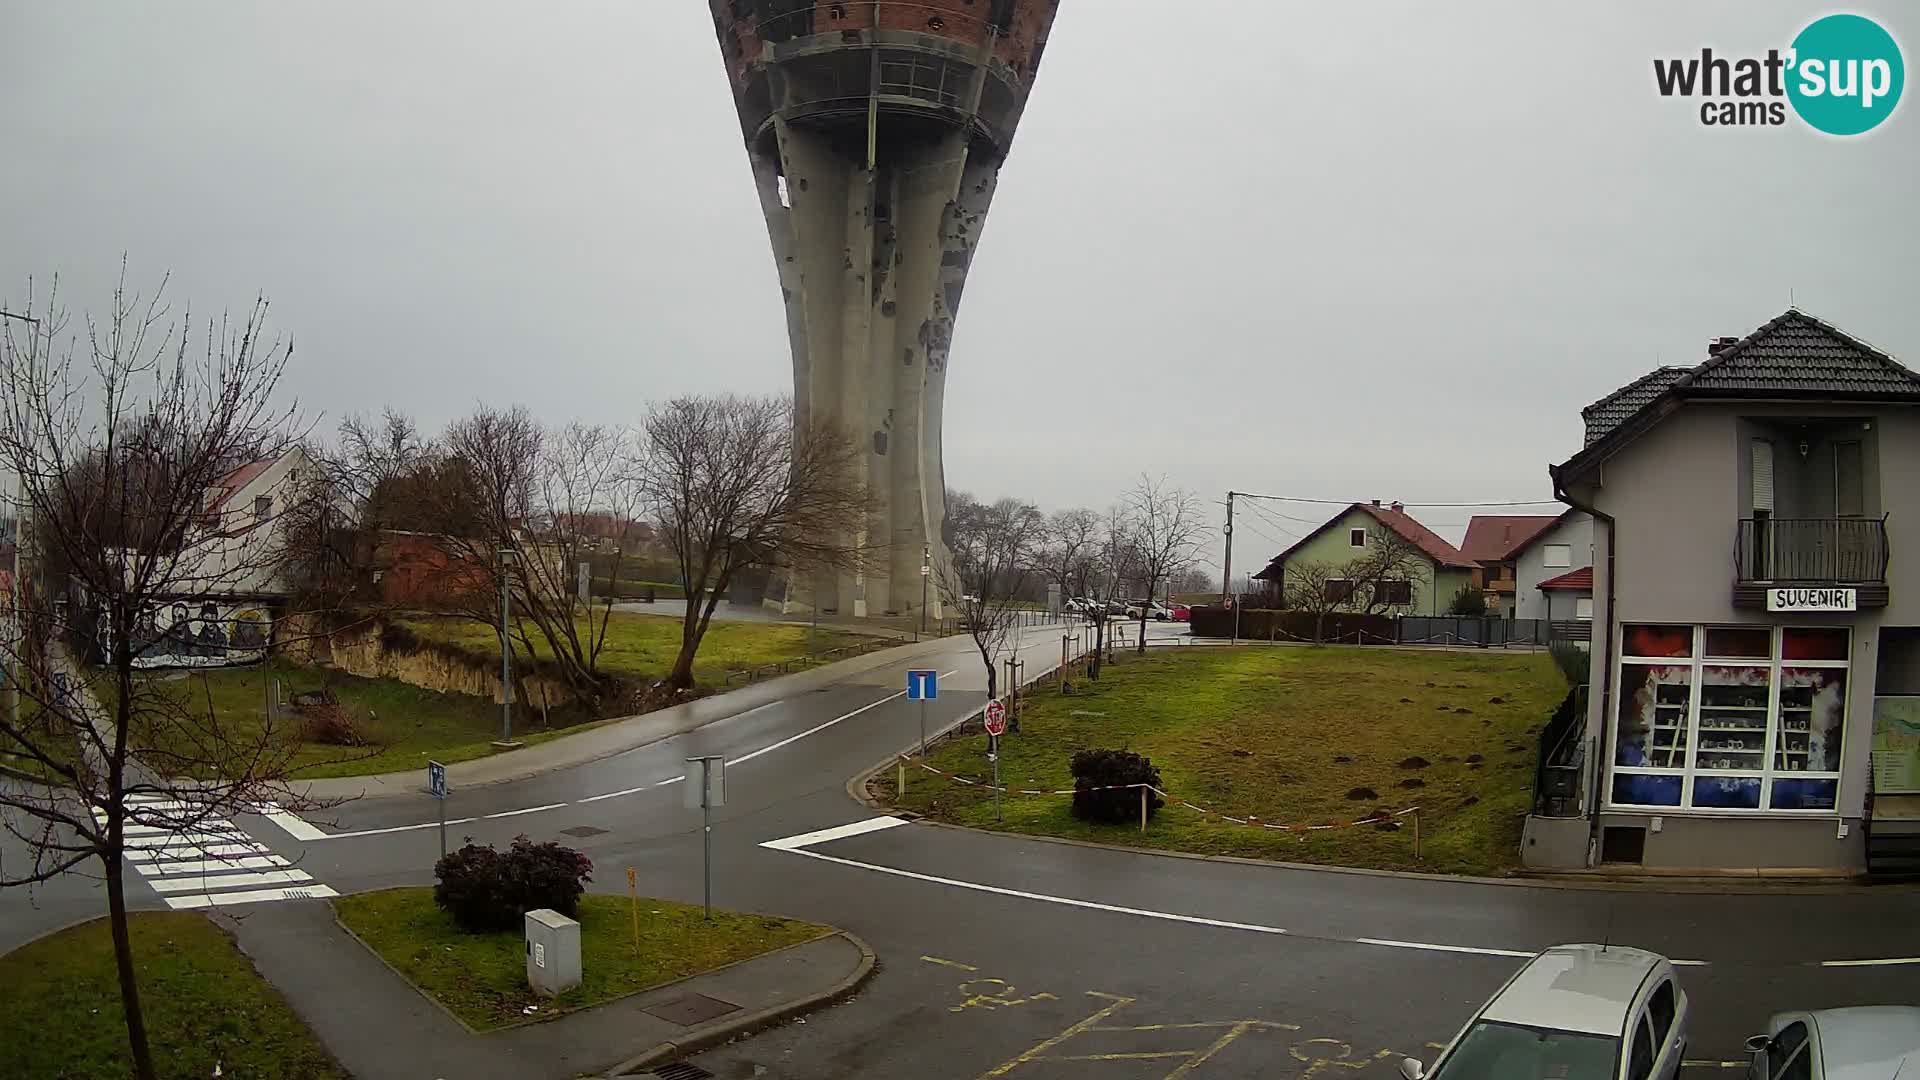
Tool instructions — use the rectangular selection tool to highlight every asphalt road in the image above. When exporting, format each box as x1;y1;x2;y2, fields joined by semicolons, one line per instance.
6;621;1916;1079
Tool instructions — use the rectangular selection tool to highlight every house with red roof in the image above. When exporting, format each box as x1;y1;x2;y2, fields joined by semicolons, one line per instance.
1253;500;1477;616
1458;515;1561;615
1501;510;1596;624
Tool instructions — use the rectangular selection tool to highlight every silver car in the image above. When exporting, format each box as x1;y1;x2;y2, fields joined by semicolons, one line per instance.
1403;944;1689;1080
1743;1007;1920;1079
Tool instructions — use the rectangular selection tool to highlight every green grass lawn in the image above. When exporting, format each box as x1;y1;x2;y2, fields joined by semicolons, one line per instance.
108;660;604;780
400;611;877;685
0;911;346;1080
879;646;1570;876
334;888;831;1031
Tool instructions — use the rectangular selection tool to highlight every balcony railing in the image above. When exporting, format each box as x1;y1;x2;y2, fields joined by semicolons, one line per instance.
1735;517;1889;583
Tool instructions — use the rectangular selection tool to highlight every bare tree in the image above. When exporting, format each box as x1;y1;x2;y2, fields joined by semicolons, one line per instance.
1279;558;1352;644
0;272;340;1080
638;394;869;691
1033;507;1100;610
406;408;641;708
1079;502;1140;680
939;494;1044;704
1124;474;1205;654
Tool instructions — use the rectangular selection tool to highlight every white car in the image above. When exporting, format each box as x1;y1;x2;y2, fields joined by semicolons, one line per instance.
1404;944;1689;1080
1743;1007;1920;1079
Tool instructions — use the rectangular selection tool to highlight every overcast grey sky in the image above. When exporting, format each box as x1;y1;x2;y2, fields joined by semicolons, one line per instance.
4;2;1915;578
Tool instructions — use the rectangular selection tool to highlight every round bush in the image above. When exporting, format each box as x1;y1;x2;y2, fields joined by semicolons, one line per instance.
1069;748;1165;825
433;835;593;932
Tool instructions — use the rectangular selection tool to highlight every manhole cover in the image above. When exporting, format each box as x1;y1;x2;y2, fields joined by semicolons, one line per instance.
560;825;608;838
642;992;740;1027
648;1063;712;1080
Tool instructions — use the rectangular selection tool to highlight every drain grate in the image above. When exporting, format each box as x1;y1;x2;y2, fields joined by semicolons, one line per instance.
560;825;608;838
648;1063;713;1080
642;992;741;1027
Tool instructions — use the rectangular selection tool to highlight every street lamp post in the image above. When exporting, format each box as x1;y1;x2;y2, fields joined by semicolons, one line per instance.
495;547;520;747
1;312;35;735
918;543;929;642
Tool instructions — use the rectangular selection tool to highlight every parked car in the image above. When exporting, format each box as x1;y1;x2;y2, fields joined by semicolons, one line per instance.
1742;1007;1920;1079
1402;943;1688;1080
1168;603;1191;622
1126;599;1173;620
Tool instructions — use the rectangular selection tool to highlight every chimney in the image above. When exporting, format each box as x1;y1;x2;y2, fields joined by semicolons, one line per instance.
1371;499;1382;508
1390;501;1405;514
1710;336;1740;356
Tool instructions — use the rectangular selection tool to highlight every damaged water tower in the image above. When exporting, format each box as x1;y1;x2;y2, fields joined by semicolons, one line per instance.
709;1;1062;617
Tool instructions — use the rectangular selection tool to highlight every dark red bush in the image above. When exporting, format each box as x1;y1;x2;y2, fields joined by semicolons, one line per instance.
433;835;593;932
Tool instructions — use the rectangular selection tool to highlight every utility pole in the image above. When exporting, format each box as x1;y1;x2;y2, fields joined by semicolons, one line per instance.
1221;491;1235;607
495;547;519;747
918;542;929;642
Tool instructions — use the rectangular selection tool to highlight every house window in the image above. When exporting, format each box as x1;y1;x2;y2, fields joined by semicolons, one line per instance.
1542;544;1572;568
1609;624;1848;813
1324;579;1355;603
1348;528;1366;548
253;495;271;523
1374;579;1412;606
1575;597;1593;621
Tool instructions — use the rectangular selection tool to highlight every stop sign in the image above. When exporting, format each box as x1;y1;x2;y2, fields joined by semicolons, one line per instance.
984;700;1007;736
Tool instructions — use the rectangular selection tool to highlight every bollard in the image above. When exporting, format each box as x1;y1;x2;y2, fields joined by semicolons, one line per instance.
1413;810;1421;860
898;761;907;797
1139;785;1148;833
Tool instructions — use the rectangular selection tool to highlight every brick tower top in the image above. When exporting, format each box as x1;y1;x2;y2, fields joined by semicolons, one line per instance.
710;1;1061;157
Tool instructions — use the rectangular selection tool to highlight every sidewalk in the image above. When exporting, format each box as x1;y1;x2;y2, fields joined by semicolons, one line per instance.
223;899;873;1080
291;631;976;803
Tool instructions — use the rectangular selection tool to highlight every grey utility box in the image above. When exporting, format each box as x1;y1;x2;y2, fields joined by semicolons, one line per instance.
524;908;581;998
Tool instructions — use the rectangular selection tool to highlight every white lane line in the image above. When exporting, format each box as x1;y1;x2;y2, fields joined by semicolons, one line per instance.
133;855;287;876
484;802;569;819
579;785;652;803
766;827;1709;965
322;818;478;840
654;775;685;786
1351;937;1536;960
166;884;339;910
1820;956;1920;967
775;846;1291;936
147;869;314;894
730;677;947;768
126;843;267;862
261;807;328;841
762;815;912;851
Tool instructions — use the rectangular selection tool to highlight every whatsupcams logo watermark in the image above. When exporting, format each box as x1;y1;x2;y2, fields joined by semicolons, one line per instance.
1654;13;1904;134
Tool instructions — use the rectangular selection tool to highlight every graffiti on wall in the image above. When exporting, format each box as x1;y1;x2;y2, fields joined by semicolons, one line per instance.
119;600;273;669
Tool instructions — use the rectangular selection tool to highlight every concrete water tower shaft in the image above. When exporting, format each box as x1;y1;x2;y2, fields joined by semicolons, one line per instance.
709;1;1061;616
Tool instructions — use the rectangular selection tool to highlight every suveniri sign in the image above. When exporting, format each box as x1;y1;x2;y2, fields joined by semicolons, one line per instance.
1768;587;1858;612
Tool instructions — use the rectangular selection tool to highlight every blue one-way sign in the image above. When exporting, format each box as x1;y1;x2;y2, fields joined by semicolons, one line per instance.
906;669;938;701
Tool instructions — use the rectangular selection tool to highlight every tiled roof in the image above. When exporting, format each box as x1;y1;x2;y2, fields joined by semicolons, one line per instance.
206;458;275;515
1459;515;1560;563
1255;502;1475;578
1582;367;1688;445
1358;504;1477;569
1558;309;1920;479
1688;309;1920;395
1537;566;1593;591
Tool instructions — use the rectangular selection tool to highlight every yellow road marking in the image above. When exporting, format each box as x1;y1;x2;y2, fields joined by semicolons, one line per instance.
1167;1020;1262;1079
979;992;1136;1078
922;955;979;971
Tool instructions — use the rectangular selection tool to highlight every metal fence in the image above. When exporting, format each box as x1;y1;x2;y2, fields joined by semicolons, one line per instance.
1394;616;1589;648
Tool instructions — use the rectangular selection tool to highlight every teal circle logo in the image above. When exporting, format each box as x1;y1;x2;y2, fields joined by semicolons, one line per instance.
1787;14;1904;135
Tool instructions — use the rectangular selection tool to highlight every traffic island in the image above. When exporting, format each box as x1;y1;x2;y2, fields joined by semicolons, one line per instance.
875;646;1569;876
333;887;837;1032
0;911;348;1080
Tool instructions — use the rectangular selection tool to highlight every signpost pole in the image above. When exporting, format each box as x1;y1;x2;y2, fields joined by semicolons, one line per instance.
919;697;927;759
702;787;712;920
428;760;448;859
990;733;1001;823
627;867;639;954
685;755;724;921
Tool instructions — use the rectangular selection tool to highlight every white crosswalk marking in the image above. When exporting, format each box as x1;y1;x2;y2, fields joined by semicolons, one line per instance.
97;802;338;910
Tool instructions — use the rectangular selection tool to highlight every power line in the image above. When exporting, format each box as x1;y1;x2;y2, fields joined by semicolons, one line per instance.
1234;490;1562;509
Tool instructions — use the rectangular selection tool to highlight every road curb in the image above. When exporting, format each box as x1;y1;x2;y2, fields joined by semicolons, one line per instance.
600;931;878;1078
